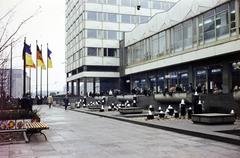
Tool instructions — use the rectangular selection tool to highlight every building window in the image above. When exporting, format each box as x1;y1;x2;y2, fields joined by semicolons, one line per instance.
216;3;229;39
183;20;193;49
174;24;183;52
87;29;97;38
198;15;204;45
108;30;117;39
203;10;215;42
140;0;148;8
230;1;236;35
121;14;131;23
153;1;161;9
121;0;131;7
87;11;97;21
107;0;117;5
140;16;149;24
87;0;97;3
152;34;158;57
108;13;117;22
108;48;117;57
159;31;165;55
87;47;97;56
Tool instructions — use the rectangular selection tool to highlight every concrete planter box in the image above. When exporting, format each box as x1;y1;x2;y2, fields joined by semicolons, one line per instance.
154;93;191;103
119;107;143;114
192;113;235;124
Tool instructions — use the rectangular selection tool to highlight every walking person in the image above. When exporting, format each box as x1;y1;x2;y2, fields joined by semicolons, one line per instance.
64;94;69;110
47;95;53;108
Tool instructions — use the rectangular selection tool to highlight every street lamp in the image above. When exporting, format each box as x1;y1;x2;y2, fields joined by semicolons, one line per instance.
232;61;240;70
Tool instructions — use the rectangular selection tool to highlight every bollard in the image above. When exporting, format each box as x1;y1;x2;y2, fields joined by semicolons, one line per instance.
147;110;154;120
174;110;179;118
180;99;186;118
132;100;137;107
197;100;202;114
159;110;165;119
188;107;192;119
100;105;104;112
158;106;162;112
149;105;154;112
108;105;112;111
168;105;174;116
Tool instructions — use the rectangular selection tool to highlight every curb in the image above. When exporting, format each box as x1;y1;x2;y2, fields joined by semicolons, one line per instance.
72;109;240;146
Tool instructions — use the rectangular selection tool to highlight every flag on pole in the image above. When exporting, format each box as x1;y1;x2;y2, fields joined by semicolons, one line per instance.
23;42;35;68
36;45;46;69
47;48;53;68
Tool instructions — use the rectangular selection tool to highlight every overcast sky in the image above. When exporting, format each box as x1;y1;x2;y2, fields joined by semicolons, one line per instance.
0;0;66;93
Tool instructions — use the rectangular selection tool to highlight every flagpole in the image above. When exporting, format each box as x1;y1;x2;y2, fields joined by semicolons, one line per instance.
36;40;38;98
23;37;26;97
40;44;42;102
10;39;13;98
47;43;48;97
29;68;31;94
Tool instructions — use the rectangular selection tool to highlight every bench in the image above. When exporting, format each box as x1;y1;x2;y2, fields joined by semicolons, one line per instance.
24;122;49;143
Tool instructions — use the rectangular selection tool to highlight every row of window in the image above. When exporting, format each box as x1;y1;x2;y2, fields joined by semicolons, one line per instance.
67;47;119;65
87;29;123;40
87;11;150;24
127;1;238;66
66;29;123;58
86;0;174;10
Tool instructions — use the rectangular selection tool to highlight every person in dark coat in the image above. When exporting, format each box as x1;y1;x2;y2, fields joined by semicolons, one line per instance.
64;95;69;110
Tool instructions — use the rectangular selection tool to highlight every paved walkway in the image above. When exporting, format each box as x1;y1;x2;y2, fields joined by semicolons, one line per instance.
72;107;240;145
1;105;240;158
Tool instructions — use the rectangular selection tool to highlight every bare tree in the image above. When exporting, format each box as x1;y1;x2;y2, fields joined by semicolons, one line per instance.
0;2;40;107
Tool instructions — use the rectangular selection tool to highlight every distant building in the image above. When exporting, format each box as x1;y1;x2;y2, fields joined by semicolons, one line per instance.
65;0;177;95
0;69;30;98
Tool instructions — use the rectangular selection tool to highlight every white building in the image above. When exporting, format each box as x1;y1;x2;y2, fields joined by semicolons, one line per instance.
121;0;240;94
65;0;178;95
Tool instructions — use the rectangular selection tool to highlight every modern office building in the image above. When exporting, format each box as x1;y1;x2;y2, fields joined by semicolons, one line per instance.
65;0;177;95
121;0;240;95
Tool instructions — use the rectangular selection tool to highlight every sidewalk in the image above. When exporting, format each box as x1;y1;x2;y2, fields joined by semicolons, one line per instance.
71;107;240;146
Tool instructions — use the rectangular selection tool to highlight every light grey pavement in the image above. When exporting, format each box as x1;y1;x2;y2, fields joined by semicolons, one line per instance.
72;107;240;145
2;105;240;158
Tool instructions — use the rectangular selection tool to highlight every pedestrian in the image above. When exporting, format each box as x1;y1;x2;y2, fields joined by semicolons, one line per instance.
64;94;69;110
47;95;53;108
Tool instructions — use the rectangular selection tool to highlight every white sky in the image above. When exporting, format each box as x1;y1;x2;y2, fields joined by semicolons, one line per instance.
0;0;66;93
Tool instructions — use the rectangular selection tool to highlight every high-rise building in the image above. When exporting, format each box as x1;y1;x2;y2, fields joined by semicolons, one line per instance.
65;0;177;95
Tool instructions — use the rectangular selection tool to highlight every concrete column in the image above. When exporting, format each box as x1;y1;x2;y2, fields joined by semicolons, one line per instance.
188;65;194;86
77;79;80;96
93;77;96;95
222;63;232;94
71;81;74;95
164;70;168;89
66;82;69;94
83;77;87;96
236;0;240;35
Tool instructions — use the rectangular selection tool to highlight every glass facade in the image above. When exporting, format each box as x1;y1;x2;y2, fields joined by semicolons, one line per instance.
126;1;237;66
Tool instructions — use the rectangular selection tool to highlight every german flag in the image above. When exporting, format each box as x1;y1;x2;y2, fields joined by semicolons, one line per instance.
36;45;46;69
